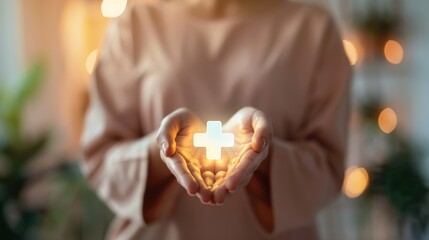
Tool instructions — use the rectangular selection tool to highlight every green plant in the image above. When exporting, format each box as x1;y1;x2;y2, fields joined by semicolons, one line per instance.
0;61;50;239
367;140;429;238
359;100;429;239
0;62;113;240
42;163;113;240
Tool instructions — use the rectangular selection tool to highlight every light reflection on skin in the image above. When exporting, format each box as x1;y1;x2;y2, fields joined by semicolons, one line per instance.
180;119;257;191
158;107;271;205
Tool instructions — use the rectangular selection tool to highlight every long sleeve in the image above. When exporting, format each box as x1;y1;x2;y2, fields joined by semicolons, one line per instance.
269;16;351;234
80;7;153;224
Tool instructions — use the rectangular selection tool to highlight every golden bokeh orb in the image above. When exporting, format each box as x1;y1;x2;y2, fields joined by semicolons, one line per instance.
378;107;398;134
343;167;369;198
86;49;98;75
343;40;358;65
101;0;128;18
384;40;404;65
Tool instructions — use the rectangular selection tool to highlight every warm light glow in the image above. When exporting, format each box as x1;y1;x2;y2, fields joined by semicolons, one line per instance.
101;0;128;18
384;40;404;64
378;107;397;134
86;49;98;74
343;40;358;65
343;167;369;198
194;121;234;160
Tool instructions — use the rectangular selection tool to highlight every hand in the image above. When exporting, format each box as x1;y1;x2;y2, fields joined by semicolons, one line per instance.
211;107;273;204
156;107;272;205
156;108;213;203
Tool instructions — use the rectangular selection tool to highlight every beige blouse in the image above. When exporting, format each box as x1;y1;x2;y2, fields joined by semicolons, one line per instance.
81;1;351;239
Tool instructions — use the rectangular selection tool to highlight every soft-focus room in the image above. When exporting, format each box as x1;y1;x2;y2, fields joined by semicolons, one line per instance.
1;0;429;239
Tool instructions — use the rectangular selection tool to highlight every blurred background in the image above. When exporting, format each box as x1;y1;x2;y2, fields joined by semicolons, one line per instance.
0;0;428;239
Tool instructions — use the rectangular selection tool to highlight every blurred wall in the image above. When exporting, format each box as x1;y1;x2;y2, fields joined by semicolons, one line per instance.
0;0;22;86
407;0;429;162
18;0;109;158
20;0;66;141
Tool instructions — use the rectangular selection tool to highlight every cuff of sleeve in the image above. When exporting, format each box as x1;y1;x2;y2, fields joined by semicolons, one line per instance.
270;137;329;233
97;133;154;224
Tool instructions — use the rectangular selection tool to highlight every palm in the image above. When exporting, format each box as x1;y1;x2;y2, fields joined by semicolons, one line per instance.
218;123;254;173
210;108;272;202
168;114;257;195
158;107;271;204
163;111;220;202
174;122;205;170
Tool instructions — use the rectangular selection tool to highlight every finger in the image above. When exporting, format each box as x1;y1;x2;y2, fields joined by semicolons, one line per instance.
212;171;229;204
197;168;213;202
242;174;253;188
161;151;199;196
213;184;229;205
196;168;214;204
187;160;209;191
250;111;273;153
215;171;226;181
196;188;213;204
200;159;215;189
157;115;181;157
202;171;215;188
225;151;261;192
211;171;226;190
173;150;210;192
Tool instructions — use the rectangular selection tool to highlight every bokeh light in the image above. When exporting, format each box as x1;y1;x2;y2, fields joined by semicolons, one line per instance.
384;40;404;64
343;167;369;198
101;0;128;18
86;49;98;75
343;40;358;65
378;107;397;134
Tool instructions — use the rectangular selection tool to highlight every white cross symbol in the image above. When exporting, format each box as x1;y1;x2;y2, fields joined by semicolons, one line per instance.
193;121;234;160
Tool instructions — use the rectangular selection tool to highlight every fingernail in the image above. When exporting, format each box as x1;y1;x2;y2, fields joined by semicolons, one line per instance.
229;186;237;193
162;143;168;154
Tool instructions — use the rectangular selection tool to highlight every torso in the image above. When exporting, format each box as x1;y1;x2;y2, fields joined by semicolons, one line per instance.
111;1;330;239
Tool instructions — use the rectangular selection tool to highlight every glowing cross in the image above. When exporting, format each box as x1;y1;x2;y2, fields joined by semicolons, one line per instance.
193;121;234;160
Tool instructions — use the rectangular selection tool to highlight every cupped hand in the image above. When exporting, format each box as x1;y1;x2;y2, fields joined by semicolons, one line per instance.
211;107;273;204
156;107;272;206
156;108;214;203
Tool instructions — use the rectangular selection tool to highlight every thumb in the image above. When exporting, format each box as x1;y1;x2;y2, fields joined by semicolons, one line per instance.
250;111;273;153
157;115;181;157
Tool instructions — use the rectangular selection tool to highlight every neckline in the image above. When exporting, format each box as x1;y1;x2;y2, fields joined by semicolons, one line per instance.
162;0;287;25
